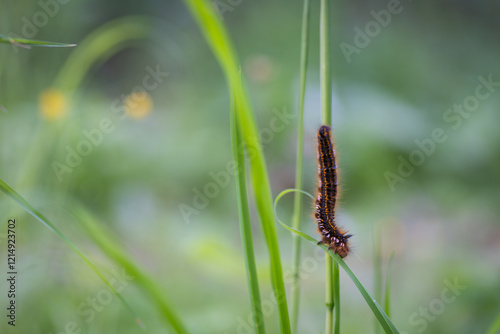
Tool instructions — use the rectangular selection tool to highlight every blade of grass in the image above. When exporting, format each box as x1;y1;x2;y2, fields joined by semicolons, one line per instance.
486;311;500;334
374;229;382;334
325;253;334;334
320;0;332;127
0;34;76;48
338;262;398;334
291;0;310;332
231;84;265;334
182;0;291;332
0;178;144;327
278;221;400;334
17;16;170;192
275;189;315;204
333;260;340;334
53;16;153;93
320;0;336;332
68;205;189;334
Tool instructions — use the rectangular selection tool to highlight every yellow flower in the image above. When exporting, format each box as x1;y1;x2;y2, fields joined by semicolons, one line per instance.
125;91;153;119
39;89;68;120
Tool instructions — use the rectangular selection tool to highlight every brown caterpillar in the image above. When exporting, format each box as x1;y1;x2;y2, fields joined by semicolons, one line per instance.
315;125;351;258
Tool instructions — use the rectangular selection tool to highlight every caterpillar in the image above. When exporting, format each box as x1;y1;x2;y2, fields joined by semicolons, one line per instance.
315;125;351;258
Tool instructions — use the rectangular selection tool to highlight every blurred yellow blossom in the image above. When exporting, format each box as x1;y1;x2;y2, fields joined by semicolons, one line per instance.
39;89;68;120
125;91;153;119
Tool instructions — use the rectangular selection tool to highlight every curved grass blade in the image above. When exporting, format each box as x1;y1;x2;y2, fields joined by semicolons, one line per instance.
53;16;153;92
275;189;315;207
183;0;291;332
0;34;76;48
18;16;168;191
0;178;143;327
278;221;400;334
486;311;500;334
68;205;189;334
231;86;265;334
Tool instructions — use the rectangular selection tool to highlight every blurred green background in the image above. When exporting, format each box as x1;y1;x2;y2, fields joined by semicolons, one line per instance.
1;0;500;333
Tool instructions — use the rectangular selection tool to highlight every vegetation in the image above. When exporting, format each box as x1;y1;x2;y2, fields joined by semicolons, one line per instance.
1;1;499;333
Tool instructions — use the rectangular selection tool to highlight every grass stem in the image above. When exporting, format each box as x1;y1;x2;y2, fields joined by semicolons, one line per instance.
290;0;310;332
325;253;334;334
231;86;266;334
320;0;336;332
182;1;291;332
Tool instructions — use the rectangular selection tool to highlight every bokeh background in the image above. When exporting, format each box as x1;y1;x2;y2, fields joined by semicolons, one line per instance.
1;0;500;333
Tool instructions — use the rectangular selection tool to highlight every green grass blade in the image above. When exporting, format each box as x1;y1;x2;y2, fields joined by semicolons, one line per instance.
53;16;153;92
183;0;291;332
69;205;189;334
486;311;500;334
384;252;395;318
291;0;310;332
320;0;335;332
231;85;265;334
0;34;76;48
325;253;334;334
275;189;315;205
17;16;164;191
273;190;314;240
374;229;382;334
333;260;340;334
0;178;143;327
278;221;400;334
320;0;332;127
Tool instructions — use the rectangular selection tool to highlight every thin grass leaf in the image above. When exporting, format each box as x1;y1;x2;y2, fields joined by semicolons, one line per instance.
333;260;340;334
374;229;382;334
18;16;164;192
320;0;335;331
53;16;152;92
320;0;332;127
0;34;75;48
68;204;189;334
325;253;334;334
278;221;400;334
486;311;500;334
290;0;310;332
231;85;265;334
183;0;291;332
0;178;143;327
275;189;315;206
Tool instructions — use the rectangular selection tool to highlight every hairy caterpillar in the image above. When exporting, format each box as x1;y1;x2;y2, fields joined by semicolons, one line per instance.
315;125;351;258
